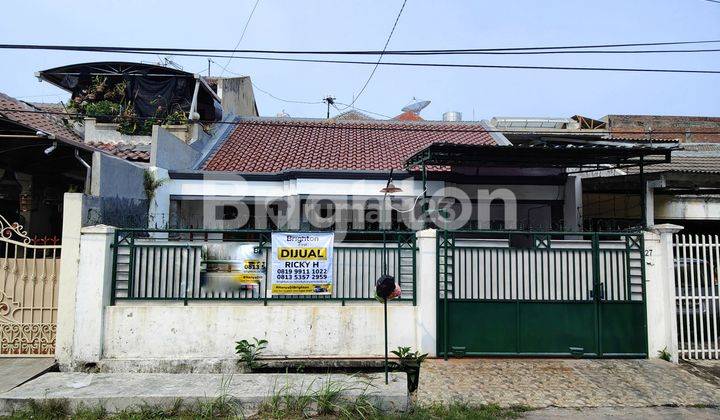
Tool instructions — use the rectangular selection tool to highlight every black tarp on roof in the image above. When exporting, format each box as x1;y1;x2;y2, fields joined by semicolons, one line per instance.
37;62;221;121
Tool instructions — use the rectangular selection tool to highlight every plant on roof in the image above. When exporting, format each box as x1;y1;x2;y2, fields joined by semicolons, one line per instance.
83;100;121;122
164;108;189;126
67;76;189;135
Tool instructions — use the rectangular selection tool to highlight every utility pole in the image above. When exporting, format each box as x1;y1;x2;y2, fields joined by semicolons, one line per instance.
322;95;336;119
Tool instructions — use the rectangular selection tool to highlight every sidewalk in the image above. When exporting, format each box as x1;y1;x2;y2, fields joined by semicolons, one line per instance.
0;372;408;415
0;358;55;393
417;358;720;408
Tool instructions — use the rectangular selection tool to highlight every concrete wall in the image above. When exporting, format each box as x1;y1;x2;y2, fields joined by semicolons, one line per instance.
150;126;201;171
57;222;681;369
81;195;148;228
55;193;84;367
83;118;194;144
217;77;258;118
103;303;419;359
645;224;684;362
91;152;146;200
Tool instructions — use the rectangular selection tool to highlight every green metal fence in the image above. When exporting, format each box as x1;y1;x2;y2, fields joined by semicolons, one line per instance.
110;229;416;305
437;230;647;358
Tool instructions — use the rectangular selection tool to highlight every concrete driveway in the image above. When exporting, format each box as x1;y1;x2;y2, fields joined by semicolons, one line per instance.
417;358;720;408
0;358;55;393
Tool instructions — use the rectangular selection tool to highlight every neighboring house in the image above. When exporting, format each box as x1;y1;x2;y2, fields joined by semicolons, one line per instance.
583;143;720;233
35;61;260;165
392;110;424;121
331;110;374;121
0;92;94;237
604;114;720;143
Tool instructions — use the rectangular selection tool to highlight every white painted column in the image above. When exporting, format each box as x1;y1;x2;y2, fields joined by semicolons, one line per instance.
645;223;683;362
55;193;84;368
148;166;170;229
645;179;666;227
563;175;582;231
71;225;116;366
415;229;437;356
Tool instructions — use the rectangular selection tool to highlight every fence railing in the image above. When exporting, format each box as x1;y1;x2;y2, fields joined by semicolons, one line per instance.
0;218;62;356
438;230;645;303
674;234;720;360
111;229;417;305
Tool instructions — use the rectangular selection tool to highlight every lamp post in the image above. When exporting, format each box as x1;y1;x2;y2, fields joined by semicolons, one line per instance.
378;170;402;384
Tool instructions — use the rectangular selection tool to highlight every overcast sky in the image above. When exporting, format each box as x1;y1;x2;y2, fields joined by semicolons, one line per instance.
1;0;719;120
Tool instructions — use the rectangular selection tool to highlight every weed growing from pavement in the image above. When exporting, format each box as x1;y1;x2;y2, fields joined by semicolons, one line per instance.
1;393;529;419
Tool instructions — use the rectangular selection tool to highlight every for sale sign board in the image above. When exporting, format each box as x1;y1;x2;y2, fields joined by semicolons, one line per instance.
270;232;334;295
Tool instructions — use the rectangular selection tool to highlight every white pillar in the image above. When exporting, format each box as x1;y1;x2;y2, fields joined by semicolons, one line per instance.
148;166;170;229
563;175;582;231
415;229;437;356
55;193;84;368
71;225;116;366
645;223;683;362
645;179;666;227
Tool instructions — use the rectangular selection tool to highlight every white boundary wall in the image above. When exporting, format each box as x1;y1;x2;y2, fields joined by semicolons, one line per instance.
56;221;682;369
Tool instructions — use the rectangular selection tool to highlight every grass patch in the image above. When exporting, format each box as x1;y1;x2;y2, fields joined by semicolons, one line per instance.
1;397;528;420
385;402;531;420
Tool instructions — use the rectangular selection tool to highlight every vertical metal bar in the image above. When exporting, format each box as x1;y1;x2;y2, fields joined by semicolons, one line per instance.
516;247;521;353
713;234;720;359
697;235;707;358
412;234;417;306
164;247;170;299
110;231;119;305
691;235;703;358
676;234;685;359
572;250;577;300
128;234;136;299
384;299;389;384
592;233;602;356
142;246;149;298
701;234;714;358
682;234;693;358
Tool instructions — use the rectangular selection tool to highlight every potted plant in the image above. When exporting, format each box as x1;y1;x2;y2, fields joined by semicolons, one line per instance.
389;346;428;393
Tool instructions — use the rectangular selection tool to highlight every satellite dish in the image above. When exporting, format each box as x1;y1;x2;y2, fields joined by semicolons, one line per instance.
401;99;431;114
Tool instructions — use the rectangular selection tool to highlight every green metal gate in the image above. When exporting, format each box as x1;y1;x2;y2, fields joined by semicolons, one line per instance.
437;230;647;358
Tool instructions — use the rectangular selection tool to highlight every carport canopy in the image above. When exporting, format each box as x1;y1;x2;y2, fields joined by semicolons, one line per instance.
404;142;675;171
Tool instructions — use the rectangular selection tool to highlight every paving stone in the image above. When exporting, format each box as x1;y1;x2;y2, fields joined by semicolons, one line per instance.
416;359;720;408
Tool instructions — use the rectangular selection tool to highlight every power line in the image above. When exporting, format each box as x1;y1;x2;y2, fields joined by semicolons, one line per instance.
172;54;720;75
20;46;720;75
2;106;718;136
209;59;324;105
252;81;324;105
338;0;408;110
334;102;394;119
4;39;720;55
220;0;262;77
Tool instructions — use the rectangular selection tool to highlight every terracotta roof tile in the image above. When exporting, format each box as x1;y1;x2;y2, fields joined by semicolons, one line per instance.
201;118;498;172
393;111;424;121
86;141;151;163
0;93;82;143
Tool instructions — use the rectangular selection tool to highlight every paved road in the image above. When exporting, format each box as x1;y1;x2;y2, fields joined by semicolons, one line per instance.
525;407;720;419
0;358;55;393
417;358;720;408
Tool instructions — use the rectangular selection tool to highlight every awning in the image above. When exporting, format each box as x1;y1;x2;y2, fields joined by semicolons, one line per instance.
404;142;676;171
